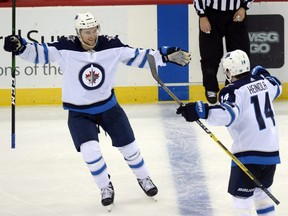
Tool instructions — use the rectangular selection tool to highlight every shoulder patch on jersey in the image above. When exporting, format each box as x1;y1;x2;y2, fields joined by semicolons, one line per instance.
103;34;119;41
67;35;77;42
48;35;82;51
219;85;236;103
96;35;127;51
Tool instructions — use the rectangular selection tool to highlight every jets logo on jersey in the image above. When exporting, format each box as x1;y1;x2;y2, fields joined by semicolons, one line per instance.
79;63;105;90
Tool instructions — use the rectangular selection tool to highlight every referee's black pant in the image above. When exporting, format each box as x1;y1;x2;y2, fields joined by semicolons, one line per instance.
198;7;250;92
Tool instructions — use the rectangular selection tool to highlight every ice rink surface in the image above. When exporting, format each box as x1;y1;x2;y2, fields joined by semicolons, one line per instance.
0;101;287;216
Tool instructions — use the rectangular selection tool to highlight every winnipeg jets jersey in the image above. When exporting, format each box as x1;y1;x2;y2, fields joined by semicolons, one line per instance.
19;35;165;114
207;74;282;166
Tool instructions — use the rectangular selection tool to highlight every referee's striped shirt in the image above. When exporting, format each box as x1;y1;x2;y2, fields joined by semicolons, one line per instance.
194;0;254;16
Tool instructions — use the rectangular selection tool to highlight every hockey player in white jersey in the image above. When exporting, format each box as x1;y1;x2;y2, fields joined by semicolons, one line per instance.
3;12;190;211
176;50;281;216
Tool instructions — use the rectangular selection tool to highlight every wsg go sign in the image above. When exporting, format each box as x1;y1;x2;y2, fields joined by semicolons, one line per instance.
249;31;279;54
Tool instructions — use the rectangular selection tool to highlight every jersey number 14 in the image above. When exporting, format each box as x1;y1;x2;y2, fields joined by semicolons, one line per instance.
251;92;275;131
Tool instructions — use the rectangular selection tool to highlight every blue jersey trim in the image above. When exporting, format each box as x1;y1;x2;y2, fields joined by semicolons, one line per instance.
63;94;117;114
33;43;39;64
231;155;280;167
42;43;49;64
139;49;150;68
221;102;236;127
127;48;140;66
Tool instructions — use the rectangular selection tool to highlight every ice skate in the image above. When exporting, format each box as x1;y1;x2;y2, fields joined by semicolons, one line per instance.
101;182;115;212
138;177;158;201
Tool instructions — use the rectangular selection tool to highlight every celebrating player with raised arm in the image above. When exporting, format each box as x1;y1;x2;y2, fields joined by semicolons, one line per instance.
177;50;281;216
3;12;190;211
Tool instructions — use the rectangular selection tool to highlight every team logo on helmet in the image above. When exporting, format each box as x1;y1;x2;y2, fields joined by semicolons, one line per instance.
79;63;105;90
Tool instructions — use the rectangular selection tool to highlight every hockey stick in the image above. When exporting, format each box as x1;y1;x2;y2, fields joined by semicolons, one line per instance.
11;0;16;148
147;54;280;205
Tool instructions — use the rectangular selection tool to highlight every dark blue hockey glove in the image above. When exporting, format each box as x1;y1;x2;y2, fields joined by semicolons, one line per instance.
251;65;271;77
4;35;27;55
176;101;209;122
159;46;191;66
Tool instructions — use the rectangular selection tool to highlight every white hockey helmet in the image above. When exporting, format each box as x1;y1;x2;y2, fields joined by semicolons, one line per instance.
74;12;100;35
222;49;250;81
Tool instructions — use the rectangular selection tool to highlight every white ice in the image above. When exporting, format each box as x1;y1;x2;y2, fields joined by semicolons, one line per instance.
0;101;287;216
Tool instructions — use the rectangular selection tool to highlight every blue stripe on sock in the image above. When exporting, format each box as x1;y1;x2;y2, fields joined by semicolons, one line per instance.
129;159;144;169
91;164;107;176
257;206;275;214
86;156;102;165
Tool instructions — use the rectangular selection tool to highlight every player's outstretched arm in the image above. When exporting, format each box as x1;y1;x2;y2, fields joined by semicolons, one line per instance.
159;46;191;66
251;65;282;99
176;101;209;122
251;65;271;77
4;35;27;55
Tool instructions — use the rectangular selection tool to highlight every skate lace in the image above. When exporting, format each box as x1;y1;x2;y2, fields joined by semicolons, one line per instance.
139;178;155;191
207;91;216;97
101;186;114;200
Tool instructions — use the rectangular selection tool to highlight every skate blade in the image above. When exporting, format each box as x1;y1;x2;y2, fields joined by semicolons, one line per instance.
106;203;115;212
